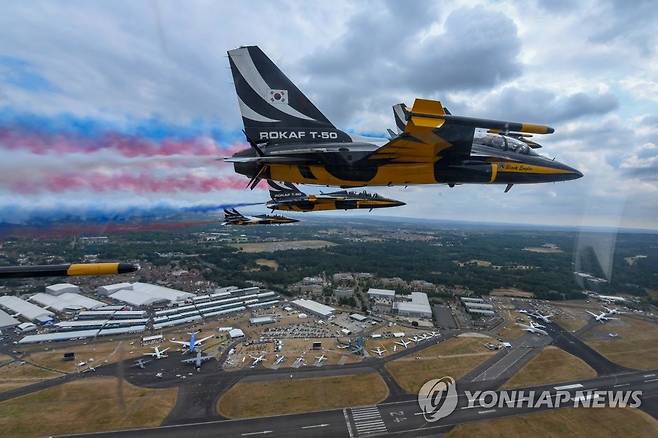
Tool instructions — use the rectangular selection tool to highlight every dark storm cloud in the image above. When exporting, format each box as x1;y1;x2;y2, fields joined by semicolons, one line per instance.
304;5;522;124
473;87;619;123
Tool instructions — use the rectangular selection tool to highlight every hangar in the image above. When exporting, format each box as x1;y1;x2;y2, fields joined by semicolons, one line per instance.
46;283;80;296
394;292;433;319
291;299;335;318
103;282;195;306
0;309;20;329
0;296;55;322
30;292;105;313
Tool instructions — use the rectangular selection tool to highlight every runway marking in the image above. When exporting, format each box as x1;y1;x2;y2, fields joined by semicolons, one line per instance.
343;408;355;438
478;409;496;414
241;431;272;436
645;378;658;383
554;383;583;390
301;423;329;429
350;406;388;436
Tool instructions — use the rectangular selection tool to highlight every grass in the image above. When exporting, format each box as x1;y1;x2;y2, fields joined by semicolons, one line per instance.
385;337;495;394
218;372;388;418
0;377;177;438
255;258;279;270
582;317;658;370
503;346;597;389
0;362;64;393
447;407;658;437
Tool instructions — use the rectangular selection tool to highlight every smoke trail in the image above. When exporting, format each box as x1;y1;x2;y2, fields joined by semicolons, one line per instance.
0;127;247;157
11;172;259;194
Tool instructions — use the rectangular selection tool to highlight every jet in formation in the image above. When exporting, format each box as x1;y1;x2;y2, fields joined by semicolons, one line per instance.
266;180;405;212
225;46;582;192
222;208;298;226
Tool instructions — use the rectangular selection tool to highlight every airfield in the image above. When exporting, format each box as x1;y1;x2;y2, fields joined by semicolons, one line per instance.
1;291;658;437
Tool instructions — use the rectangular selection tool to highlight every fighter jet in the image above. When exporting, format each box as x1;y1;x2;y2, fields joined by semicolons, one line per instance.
132;358;153;369
222;208;298;226
587;310;619;323
266;180;405;212
395;339;411;349
517;321;548;336
371;347;387;357
145;346;169;359
225;46;582;191
181;351;212;370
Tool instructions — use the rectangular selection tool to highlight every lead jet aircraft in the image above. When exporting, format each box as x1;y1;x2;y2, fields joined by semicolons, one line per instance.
225;46;582;191
266;180;405;212
222;208;298;225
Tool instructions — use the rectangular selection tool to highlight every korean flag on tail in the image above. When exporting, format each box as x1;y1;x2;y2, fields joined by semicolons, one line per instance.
269;89;288;105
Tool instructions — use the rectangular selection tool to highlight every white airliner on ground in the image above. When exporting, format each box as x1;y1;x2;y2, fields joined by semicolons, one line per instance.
603;306;624;315
250;354;266;367
517;321;548;336
372;347;386;357
274;354;285;365
315;354;327;365
587;310;618;323
395;339;411;349
145;346;169;359
171;332;213;353
530;312;553;323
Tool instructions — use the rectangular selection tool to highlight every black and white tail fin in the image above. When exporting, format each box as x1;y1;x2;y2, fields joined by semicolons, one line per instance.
228;46;351;145
268;180;305;200
392;103;410;133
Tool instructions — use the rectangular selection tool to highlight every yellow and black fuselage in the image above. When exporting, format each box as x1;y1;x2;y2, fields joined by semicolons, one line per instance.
267;193;405;212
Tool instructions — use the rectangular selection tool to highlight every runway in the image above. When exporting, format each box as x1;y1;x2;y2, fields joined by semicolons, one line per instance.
59;368;658;438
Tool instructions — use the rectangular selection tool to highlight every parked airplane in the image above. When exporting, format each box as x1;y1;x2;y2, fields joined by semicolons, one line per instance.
530;312;553;323
603;306;624;315
594;294;627;303
395;339;411;349
145;346;169;359
225;46;582;191
274;354;285;365
222;208;298;226
181;351;212;370
132;358;152;369
410;336;421;343
372;347;387;357
315;354;327;365
517;321;548;336
266;180;405;212
250;354;266;367
171;332;213;353
587;310;619;323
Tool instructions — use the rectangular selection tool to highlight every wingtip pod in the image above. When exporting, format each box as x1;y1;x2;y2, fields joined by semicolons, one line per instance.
520;123;555;135
0;262;139;279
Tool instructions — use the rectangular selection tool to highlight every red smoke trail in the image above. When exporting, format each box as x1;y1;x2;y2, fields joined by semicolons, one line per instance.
11;172;261;194
0;128;247;157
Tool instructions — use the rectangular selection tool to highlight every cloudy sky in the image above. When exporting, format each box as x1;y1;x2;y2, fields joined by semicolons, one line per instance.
0;0;657;228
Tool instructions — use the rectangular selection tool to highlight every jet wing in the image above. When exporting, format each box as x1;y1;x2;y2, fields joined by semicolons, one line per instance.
181;357;198;364
196;335;213;344
370;98;554;162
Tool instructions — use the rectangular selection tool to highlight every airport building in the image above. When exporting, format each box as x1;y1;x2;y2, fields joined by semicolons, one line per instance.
291;299;335;318
46;283;80;296
334;287;355;300
394;292;433;319
466;308;495;316
18;324;146;344
0;309;20;329
0;296;55;323
78;310;147;319
98;282;195;306
250;316;275;325
460;297;485;303
367;288;396;301
30;292;105;313
229;328;245;339
464;302;494;310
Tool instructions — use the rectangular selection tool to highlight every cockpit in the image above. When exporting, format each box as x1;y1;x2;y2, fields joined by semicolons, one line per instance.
474;132;538;156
